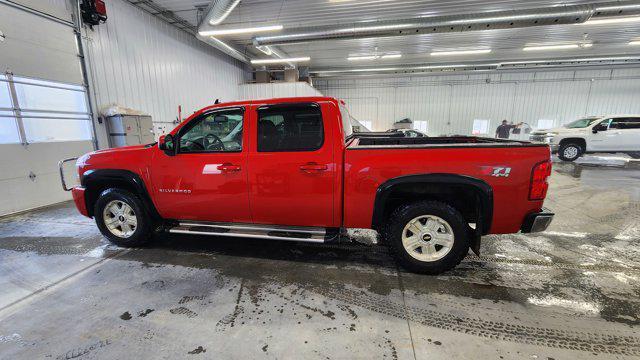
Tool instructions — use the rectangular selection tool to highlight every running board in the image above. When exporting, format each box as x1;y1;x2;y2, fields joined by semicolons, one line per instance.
168;222;337;243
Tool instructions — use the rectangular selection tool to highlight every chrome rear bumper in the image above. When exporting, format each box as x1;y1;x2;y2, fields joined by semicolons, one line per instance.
521;209;554;233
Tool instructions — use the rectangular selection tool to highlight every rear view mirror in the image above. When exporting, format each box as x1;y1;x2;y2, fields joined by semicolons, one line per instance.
214;115;229;123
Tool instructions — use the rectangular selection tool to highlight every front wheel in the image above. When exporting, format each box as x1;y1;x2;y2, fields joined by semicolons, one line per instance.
558;143;582;162
383;201;469;274
94;188;152;247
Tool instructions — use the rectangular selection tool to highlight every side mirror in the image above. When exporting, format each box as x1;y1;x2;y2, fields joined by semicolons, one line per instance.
592;124;607;133
158;134;175;155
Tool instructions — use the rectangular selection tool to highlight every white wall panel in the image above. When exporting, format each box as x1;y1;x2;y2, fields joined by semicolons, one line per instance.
0;3;81;84
84;0;247;146
239;82;323;100
316;68;640;135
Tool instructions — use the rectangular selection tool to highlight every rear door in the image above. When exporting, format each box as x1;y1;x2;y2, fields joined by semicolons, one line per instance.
247;102;336;227
609;118;640;151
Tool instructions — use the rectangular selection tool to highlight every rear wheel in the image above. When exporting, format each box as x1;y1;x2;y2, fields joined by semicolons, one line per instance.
94;188;152;247
558;143;582;162
383;201;469;274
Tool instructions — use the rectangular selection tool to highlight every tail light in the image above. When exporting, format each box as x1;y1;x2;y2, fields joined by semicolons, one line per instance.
529;161;552;200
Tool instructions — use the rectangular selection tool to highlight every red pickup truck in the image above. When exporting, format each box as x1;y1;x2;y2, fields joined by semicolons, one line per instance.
64;97;553;274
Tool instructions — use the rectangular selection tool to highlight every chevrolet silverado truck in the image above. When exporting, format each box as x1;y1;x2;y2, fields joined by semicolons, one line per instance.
529;115;640;161
61;97;553;274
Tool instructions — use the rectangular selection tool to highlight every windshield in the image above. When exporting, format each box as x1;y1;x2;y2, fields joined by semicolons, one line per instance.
564;117;599;128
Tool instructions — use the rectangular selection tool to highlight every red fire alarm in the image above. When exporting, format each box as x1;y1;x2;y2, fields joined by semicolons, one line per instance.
81;0;107;27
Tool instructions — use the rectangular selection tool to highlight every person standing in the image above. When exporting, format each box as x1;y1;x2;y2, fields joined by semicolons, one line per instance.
495;120;523;139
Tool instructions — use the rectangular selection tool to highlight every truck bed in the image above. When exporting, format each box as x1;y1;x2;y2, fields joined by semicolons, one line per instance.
349;135;545;148
342;135;551;234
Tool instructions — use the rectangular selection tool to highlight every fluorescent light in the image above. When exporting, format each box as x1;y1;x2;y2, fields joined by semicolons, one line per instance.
581;16;640;25
523;44;580;51
348;55;379;61
431;49;491;56
630;41;640;46
199;25;283;36
251;57;311;65
347;54;402;61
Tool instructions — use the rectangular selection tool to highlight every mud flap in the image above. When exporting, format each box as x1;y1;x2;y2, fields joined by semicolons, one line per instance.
470;235;481;256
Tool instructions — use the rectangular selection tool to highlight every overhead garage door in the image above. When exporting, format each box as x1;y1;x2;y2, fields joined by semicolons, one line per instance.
0;1;95;216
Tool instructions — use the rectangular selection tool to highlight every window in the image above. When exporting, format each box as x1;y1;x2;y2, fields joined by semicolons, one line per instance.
610;118;640;130
1;75;92;143
339;104;354;140
0;75;20;144
537;119;555;130
178;109;243;153
257;103;324;152
472;119;490;135
414;121;428;134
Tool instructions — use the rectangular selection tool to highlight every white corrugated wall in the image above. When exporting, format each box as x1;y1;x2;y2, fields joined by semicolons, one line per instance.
239;82;323;100
84;0;248;145
315;68;640;136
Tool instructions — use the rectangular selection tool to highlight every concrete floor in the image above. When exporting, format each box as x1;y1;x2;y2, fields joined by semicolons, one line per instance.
1;160;640;359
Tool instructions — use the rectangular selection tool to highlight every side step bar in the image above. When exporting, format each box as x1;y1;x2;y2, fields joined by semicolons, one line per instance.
168;222;338;243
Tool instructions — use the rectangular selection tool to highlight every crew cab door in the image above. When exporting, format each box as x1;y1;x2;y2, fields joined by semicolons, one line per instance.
150;107;251;222
609;118;640;151
247;102;336;227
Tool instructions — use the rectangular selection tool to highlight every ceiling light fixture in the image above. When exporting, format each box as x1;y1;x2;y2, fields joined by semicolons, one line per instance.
199;25;284;36
348;55;379;61
523;44;580;51
380;54;402;59
629;41;640;45
431;49;492;56
580;16;640;25
251;57;311;65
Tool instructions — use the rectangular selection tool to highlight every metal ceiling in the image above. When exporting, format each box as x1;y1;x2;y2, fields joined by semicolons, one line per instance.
136;0;640;75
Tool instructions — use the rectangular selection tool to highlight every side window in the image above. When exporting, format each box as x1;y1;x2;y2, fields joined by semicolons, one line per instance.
257;103;324;152
611;118;640;130
178;109;243;153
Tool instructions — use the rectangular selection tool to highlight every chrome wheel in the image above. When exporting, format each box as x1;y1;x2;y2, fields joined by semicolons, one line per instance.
401;215;454;262
563;146;579;159
103;200;137;238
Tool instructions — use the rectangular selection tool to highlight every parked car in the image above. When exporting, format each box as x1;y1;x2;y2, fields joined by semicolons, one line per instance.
530;115;640;161
386;129;429;137
62;97;553;274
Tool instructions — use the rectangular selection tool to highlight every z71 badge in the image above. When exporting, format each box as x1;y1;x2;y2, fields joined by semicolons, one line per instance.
481;166;512;177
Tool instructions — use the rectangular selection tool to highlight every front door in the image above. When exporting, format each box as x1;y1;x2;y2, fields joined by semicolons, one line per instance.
247;102;336;227
150;107;251;223
589;118;615;151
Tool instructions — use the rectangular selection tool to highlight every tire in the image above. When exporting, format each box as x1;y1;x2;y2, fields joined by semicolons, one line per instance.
383;201;469;274
94;188;152;247
558;143;582;162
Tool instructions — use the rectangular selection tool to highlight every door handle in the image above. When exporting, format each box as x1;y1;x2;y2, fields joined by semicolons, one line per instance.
217;163;241;172
300;162;328;173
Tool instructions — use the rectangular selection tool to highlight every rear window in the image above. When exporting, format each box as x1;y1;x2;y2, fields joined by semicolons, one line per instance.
257;103;324;152
339;104;354;140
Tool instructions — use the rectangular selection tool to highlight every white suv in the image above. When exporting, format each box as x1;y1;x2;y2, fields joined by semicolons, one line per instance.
530;115;640;161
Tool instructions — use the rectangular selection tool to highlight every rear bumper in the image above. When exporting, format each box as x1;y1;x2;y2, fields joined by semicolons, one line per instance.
71;187;90;217
521;208;554;233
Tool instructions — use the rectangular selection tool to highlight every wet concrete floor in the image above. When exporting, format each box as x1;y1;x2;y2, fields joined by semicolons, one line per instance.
1;160;639;359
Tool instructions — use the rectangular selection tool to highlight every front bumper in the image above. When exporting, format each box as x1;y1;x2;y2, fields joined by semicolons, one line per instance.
71;187;90;217
521;208;554;233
